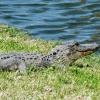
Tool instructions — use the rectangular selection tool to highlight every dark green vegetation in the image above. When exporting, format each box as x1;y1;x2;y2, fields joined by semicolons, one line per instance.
0;24;100;100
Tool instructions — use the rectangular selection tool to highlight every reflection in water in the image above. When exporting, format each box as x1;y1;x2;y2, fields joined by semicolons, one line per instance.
0;0;100;43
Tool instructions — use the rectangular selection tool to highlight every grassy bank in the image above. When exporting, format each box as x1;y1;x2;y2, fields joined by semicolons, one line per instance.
0;24;100;100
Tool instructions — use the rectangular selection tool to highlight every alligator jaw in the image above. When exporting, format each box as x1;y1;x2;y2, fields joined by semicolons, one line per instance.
77;43;100;56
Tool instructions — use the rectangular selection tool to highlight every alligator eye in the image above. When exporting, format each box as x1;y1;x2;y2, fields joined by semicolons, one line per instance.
75;42;79;46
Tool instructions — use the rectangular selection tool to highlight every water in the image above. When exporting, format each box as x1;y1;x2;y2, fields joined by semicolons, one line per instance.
0;0;100;43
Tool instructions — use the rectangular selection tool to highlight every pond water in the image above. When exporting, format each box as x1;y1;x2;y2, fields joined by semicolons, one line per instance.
0;0;100;43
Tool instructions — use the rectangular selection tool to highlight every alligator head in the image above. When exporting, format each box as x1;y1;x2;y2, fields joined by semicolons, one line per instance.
48;41;100;65
65;41;100;57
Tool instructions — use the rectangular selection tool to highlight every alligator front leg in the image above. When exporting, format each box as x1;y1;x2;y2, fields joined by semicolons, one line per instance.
17;61;27;73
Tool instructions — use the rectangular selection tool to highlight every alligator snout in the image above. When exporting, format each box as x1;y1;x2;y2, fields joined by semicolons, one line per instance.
77;43;100;56
78;43;100;52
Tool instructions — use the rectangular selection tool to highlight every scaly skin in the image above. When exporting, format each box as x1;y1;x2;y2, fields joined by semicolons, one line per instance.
0;41;99;73
42;41;99;67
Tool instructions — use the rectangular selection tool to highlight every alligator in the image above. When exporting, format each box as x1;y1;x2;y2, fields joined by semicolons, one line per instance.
0;41;99;73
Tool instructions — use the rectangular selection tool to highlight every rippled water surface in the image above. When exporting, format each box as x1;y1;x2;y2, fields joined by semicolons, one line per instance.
0;0;100;43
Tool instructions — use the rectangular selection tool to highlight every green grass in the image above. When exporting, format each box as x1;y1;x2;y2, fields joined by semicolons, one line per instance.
0;24;100;100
